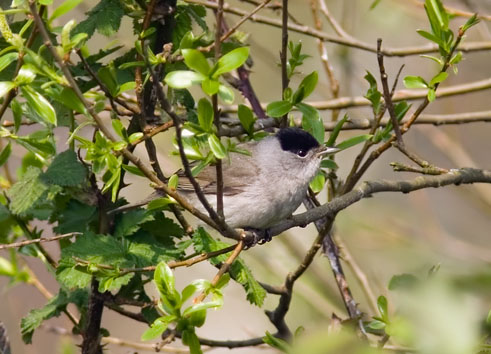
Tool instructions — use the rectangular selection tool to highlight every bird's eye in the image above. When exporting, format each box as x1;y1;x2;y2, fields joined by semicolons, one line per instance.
296;149;307;157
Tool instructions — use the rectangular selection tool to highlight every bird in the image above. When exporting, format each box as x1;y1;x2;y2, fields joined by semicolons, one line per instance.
113;127;339;242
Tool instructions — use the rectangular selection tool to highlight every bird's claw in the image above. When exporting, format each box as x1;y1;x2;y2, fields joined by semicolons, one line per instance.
243;228;272;249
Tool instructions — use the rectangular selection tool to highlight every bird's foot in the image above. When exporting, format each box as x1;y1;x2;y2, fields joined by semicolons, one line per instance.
243;228;272;249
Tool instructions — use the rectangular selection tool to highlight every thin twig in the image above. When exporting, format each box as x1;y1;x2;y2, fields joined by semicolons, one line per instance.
194;241;245;303
377;38;404;146
184;0;491;56
279;0;289;126
0;232;81;250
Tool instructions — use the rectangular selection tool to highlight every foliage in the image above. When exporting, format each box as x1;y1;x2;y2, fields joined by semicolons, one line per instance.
0;0;488;353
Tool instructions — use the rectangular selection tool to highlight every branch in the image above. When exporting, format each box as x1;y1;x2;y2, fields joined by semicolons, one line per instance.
184;0;491;56
279;0;289;126
269;168;491;237
0;232;80;250
221;76;491;113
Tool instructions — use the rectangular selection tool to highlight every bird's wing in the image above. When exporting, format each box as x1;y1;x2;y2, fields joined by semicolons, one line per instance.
177;146;258;196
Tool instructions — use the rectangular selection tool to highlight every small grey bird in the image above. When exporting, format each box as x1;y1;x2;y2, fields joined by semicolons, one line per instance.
114;128;339;239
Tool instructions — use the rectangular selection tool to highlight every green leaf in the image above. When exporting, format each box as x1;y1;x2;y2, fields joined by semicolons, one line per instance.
449;51;462;65
201;77;220;95
237;104;255;135
20;86;57;126
263;331;291;353
168;174;179;190
15;64;36;85
41;149;87;187
141;317;171;341
335;134;373;150
164;70;205;89
367;319;386;330
45;87;87;115
21;290;84;343
154;262;180;311
297;71;318;99
182;329;202;354
416;29;440;44
420;54;443;65
320;159;338;169
388;273;419;290
429;72;448;87
403;76;428;89
49;0;83;22
217;84;234;104
197;98;214;132
427;88;436;102
114;209;154;238
462;13;479;32
326;114;349;147
309;172;325;194
53;200;97;234
192;228;266;306
182;49;210;75
211;47;250;78
7;167;48;215
364;71;382;113
0;52;18;72
266;100;292;118
377;295;388;321
0;81;16;98
208;134;226;159
297;103;323;143
0;142;11;167
73;0;124;38
369;0;382;10
11;99;22;133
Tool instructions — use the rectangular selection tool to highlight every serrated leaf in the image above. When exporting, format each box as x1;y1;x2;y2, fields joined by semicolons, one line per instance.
403;76;428;89
41;149;87;186
335;134;372;150
53;200;97;234
73;0;124;38
114;209;154;238
7;167;48;215
20;86;57;126
211;47;249;78
266;100;292;118
182;49;210;75
164;70;204;89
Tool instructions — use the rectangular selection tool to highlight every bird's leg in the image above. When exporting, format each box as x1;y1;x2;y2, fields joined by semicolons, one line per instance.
243;228;272;248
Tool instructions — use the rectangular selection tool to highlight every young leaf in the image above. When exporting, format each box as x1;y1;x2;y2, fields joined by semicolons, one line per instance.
403;76;428;89
217;84;234;104
0;142;11;167
237;104;255;135
141;317;172;341
49;0;83;23
326;114;349;146
182;49;210;75
335;134;373;150
263;332;290;353
0;81;16;98
164;70;204;89
377;295;389;322
427;88;436;102
20;86;57;126
208;134;227;159
266;100;292;118
211;47;250;78
461;13;479;32
0;52;18;72
309;172;325;194
201;77;220;95
429;72;448;87
298;71;318;99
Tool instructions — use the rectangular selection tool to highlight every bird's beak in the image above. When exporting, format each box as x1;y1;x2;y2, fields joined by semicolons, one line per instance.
316;145;341;157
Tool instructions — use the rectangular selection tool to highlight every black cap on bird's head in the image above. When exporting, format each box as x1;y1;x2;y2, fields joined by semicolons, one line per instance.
276;127;320;157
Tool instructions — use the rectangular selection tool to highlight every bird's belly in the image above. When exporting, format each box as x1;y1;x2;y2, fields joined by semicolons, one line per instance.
222;184;307;229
